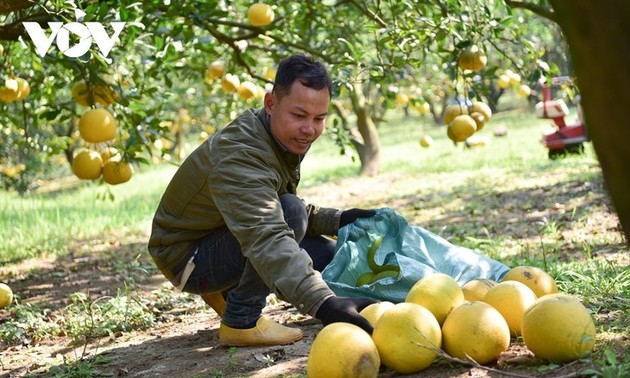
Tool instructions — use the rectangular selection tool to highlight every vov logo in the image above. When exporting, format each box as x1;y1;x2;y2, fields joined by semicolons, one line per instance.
23;9;128;59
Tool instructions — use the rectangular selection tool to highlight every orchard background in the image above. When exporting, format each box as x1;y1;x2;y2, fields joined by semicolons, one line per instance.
1;1;629;377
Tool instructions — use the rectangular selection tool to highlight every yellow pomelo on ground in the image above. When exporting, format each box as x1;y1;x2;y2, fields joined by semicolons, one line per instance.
247;3;275;27
521;293;596;362
15;78;31;101
79;108;117;143
470;101;492;122
501;266;558;298
72;150;103;180
498;74;511;89
442;301;511;364
359;301;395;326
0;78;20;102
206;60;225;81
307;322;380;378
237;81;258;100
0;283;13;309
221;73;240;93
461;279;497;302
373;302;442;374
102;159;133;185
458;45;487;72
99;147;120;163
447;115;477;143
406;273;465;325
443;104;468;124
483;281;537;336
419;134;433;148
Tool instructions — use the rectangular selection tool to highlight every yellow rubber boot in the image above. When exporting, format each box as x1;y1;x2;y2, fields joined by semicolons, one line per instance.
219;315;304;346
200;292;226;318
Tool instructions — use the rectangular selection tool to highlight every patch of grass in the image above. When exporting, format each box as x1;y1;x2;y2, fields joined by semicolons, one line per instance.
0;165;176;265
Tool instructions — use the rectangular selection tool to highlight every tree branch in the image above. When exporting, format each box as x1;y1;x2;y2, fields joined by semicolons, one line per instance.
503;0;557;23
348;0;387;27
0;0;34;14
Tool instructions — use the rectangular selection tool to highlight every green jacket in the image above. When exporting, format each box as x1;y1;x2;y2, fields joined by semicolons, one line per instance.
148;108;338;316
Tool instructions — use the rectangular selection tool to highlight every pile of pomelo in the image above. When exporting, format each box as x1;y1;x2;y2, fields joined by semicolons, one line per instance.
307;266;597;377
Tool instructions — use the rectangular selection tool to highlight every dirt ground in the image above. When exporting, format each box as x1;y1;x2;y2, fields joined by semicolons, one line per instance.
1;170;627;377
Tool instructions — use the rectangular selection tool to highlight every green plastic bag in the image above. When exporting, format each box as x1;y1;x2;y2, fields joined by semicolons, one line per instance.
322;208;510;303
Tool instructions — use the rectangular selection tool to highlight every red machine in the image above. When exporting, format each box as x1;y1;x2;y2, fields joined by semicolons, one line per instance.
536;77;588;159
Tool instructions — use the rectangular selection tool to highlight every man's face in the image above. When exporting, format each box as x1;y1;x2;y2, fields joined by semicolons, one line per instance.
264;81;330;155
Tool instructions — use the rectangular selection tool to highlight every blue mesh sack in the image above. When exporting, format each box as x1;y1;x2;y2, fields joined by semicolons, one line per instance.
321;208;510;303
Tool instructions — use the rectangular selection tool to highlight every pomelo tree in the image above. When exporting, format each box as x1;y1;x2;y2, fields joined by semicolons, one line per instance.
0;0;544;181
1;0;629;245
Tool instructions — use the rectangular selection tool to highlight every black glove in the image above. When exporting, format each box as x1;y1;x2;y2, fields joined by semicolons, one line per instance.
316;296;378;334
339;208;376;228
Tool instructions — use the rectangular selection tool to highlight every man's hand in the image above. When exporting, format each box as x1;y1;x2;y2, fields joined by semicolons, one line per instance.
315;296;378;334
339;208;376;228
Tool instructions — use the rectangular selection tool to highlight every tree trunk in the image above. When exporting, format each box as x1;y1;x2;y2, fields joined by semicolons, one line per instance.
355;106;380;176
349;83;381;176
550;0;630;244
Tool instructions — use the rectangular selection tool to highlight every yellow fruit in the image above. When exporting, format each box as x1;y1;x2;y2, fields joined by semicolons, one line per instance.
395;93;409;106
373;302;442;373
237;81;258;100
518;84;531;97
0;43;4;56
442;301;511;364
79;108;117;143
461;279;497;301
501;266;558;298
206;60;225;81
414;102;430;115
102;160;133;185
72;81;117;106
359;301;396;326
447;115;477;143
0;78;20;102
264;68;276;81
443;104;468;124
221;73;240;93
247;3;275;27
508;72;521;86
497;74;511;89
470;101;492;121
521;293;596;362
71;81;90;106
419;134;433;148
92;83;117;106
307;322;380;378
469;112;486;131
15;78;31;101
0;283;13;309
458;45;487;72
72;150;103;180
99;147;120;163
483;281;537;336
406;273;465;325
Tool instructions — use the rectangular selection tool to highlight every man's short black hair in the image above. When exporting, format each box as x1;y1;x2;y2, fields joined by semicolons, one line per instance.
272;54;332;99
